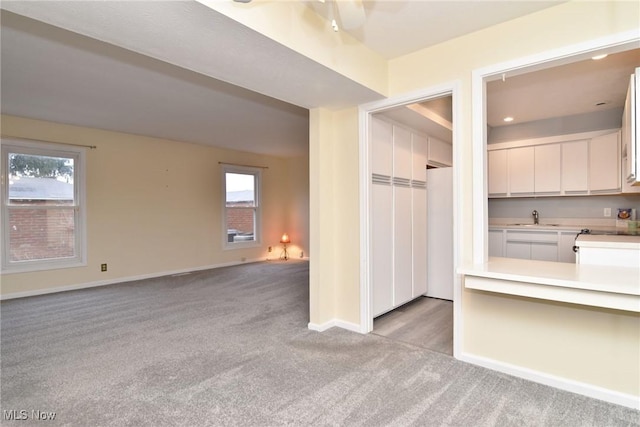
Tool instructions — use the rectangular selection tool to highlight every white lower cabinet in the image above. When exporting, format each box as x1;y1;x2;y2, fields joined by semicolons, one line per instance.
488;229;505;257
506;241;531;260
504;230;561;262
372;181;429;317
530;243;558;261
492;228;578;263
393;186;413;306
371;183;393;316
412;187;428;297
558;232;578;263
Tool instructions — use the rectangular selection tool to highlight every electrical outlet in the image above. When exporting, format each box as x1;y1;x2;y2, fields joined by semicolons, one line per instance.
604;208;611;217
101;263;107;272
268;246;272;252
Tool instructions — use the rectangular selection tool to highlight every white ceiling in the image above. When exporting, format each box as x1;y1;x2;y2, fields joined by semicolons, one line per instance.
1;11;312;158
3;0;629;158
487;49;640;128
311;0;565;59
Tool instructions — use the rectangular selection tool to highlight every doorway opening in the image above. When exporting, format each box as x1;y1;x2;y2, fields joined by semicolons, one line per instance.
359;84;461;357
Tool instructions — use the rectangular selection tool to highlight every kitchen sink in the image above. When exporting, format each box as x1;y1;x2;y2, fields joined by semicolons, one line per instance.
507;223;560;227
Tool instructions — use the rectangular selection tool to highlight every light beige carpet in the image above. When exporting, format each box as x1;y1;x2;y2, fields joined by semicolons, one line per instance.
2;260;638;426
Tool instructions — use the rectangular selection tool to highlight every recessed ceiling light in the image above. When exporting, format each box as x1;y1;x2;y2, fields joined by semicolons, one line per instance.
503;117;514;122
592;54;608;60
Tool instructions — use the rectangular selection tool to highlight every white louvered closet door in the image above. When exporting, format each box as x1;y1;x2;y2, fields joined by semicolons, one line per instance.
371;178;393;316
371;117;394;316
392;125;413;307
412;134;428;297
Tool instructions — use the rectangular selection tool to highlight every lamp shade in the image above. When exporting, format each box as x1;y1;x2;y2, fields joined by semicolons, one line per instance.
280;233;290;244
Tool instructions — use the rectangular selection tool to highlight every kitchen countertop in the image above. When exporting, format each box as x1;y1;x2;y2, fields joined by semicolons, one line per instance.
458;257;640;312
489;220;640;235
575;234;640;249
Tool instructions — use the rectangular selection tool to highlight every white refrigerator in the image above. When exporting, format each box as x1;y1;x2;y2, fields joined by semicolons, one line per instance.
426;167;453;300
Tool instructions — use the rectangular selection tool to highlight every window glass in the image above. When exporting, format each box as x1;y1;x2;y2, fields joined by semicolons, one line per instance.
2;142;85;272
224;170;260;245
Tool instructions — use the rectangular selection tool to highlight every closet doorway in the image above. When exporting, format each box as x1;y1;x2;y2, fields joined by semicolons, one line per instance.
364;92;457;356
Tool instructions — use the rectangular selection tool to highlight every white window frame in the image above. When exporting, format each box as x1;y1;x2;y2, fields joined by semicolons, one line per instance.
222;165;261;250
1;138;87;273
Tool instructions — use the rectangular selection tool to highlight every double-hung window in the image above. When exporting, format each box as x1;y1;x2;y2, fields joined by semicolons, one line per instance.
222;166;261;248
1;139;86;273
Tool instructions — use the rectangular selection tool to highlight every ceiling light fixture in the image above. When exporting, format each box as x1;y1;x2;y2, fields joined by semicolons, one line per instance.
591;54;608;60
503;117;514;123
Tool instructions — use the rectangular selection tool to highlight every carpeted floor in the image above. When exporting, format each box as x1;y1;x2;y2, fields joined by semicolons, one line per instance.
1;260;638;426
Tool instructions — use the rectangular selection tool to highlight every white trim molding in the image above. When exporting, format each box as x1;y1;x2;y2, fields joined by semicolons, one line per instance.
358;81;464;359
308;319;361;334
471;30;640;266
0;257;266;300
460;352;640;410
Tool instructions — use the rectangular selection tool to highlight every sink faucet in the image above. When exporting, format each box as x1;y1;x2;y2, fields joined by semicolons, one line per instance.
532;210;539;225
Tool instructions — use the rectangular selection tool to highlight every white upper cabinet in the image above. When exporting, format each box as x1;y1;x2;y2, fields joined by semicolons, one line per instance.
429;137;453;167
508;146;534;195
488;130;623;198
622;72;640;193
371;117;393;176
561;140;589;194
393;125;412;179
534;144;561;194
488;149;508;196
412;133;428;182
589;132;620;193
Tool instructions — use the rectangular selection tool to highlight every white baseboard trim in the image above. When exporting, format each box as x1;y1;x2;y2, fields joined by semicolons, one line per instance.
0;258;265;300
308;319;362;333
459;352;640;410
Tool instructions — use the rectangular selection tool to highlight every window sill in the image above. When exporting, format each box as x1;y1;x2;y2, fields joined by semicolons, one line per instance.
223;241;261;251
458;257;640;312
1;259;87;275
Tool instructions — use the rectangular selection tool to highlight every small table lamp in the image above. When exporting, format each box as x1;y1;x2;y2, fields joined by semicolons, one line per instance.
280;233;290;260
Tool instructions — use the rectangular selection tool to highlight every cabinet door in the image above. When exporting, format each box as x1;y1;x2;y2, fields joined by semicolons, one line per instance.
562;140;589;194
371;117;393;176
589;132;620;193
535;144;561;194
506;241;531;260
412;187;427;297
622;76;640;193
531;243;558;262
371;183;393;316
488;229;504;257
393;186;413;306
429;137;453;167
426;168;453;301
508;146;535;195
393;126;412;180
488;149;508;196
558;232;577;263
412;133;428;182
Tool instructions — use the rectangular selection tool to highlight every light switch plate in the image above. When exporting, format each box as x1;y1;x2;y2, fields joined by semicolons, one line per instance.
604;208;611;217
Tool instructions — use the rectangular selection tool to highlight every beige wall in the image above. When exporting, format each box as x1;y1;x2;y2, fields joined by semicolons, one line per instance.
201;0;388;96
1;114;309;296
464;290;640;396
284;155;310;259
3;0;639;400
308;107;362;327
383;0;640;397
